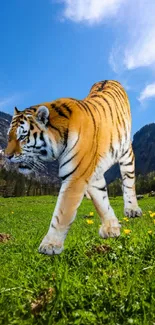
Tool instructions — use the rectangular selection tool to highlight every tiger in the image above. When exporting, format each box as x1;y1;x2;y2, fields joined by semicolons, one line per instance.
5;80;142;255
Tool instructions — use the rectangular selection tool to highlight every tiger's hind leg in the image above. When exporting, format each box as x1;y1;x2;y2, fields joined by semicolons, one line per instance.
119;144;142;217
87;176;121;238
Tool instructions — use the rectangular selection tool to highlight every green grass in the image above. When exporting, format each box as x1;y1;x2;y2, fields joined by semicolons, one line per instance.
0;195;155;325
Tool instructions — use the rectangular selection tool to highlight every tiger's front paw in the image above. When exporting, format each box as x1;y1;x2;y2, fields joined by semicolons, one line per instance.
124;206;142;218
38;243;64;255
38;236;64;255
99;218;121;239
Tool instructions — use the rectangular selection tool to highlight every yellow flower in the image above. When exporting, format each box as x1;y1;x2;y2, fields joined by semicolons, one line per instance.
148;230;152;234
123;217;129;222
86;219;94;225
153;220;155;225
11;211;14;214
150;213;155;218
124;229;131;235
89;212;94;216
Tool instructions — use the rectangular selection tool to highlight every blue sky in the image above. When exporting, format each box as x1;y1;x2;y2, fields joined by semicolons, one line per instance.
0;0;155;135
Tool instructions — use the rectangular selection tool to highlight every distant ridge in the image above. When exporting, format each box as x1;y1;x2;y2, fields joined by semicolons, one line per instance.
105;122;155;182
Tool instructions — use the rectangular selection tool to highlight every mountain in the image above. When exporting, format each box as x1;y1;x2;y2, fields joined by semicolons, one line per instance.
0;112;12;149
105;123;155;182
0;111;155;183
132;123;155;175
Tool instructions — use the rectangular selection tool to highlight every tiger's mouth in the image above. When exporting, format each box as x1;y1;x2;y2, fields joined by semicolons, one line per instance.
18;162;33;175
18;158;45;175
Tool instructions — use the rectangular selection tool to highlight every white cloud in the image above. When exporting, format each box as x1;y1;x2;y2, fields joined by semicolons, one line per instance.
138;83;155;103
109;0;155;71
56;0;155;72
59;0;125;23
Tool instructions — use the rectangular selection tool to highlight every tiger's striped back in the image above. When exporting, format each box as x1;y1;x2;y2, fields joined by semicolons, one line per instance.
83;80;131;170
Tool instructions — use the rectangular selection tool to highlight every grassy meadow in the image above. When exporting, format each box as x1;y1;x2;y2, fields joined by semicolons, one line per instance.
0;195;155;325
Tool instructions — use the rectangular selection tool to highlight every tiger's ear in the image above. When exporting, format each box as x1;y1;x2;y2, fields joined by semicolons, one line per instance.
36;105;49;126
14;107;20;115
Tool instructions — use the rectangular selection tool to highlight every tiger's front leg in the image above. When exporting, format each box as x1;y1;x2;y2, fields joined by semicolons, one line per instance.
38;178;86;255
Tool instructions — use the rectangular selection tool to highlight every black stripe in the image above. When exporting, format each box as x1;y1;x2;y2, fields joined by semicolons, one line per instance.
90;80;108;93
110;134;114;156
40;131;44;141
128;149;133;158
64;129;81;157
62;129;69;154
48;122;63;137
121;148;129;159
90;98;107;119
59;129;69;157
30;123;34;130
110;83;127;102
123;173;134;180
116;123;121;144
86;99;102;119
30;107;37;112
102;90;122;127
101;95;114;124
51;223;56;229
78;123;100;179
33;132;37;146
123;184;132;189
12;121;17;126
51;103;69;119
120;159;134;166
82;101;96;129
70;99;97;136
115;149;118;160
27;130;30;143
68;99;84;112
110;87;127;116
125;170;134;174
79;155;94;179
23;149;31;153
63;129;68;145
103;88;127;133
75;100;97;148
61;159;82;181
60;151;79;168
62;103;72;116
97;80;108;91
56;216;60;224
92;185;107;191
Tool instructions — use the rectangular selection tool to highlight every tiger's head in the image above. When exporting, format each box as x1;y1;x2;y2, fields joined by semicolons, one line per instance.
5;105;61;175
